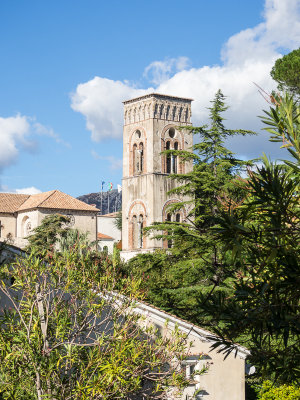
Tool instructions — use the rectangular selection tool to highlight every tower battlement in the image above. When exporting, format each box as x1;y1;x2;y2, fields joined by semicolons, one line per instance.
123;93;193;125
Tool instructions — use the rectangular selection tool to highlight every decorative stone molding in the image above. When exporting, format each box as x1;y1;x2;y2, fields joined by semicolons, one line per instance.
123;93;192;125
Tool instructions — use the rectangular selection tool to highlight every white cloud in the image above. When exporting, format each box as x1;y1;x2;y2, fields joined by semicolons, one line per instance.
15;186;42;195
70;0;300;158
0;115;67;171
71;78;153;142
143;57;190;85
0;114;31;170
91;150;122;170
0;184;42;195
0;114;66;191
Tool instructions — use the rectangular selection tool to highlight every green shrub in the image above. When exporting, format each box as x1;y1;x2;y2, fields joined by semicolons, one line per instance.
257;381;300;400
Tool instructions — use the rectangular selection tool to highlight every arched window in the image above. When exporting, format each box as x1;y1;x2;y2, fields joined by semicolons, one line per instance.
165;138;179;174
166;213;172;248
166;141;171;174
138;142;144;173
131;214;144;249
138;214;143;248
173;142;178;173
133;144;137;174
175;213;181;223
132;215;138;249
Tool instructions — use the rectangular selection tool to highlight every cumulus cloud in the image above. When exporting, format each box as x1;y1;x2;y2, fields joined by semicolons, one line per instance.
0;115;67;172
91;150;122;170
0;114;65;191
70;0;300;158
15;186;42;195
0;114;31;170
71;78;153;142
143;57;190;85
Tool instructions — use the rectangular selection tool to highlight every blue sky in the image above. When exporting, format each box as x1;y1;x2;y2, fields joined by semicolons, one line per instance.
0;0;299;197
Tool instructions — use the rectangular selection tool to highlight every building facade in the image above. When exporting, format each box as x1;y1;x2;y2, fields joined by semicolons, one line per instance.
0;190;99;248
121;93;193;261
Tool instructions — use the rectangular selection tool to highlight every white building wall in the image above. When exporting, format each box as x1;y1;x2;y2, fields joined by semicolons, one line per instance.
97;215;121;241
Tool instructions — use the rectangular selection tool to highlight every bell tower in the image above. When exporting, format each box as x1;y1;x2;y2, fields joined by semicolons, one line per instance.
121;93;193;260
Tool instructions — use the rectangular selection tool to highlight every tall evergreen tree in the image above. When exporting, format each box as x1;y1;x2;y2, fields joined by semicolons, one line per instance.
127;90;254;324
200;93;300;383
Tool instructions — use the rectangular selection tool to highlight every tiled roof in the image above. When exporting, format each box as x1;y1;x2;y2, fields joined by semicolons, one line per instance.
97;232;114;240
0;193;29;213
0;190;99;213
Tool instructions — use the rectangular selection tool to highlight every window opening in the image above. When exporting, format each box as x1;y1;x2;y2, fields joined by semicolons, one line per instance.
133;144;137;174
166;141;171;173
169;127;175;138
138;214;143;248
176;213;181;223
135;130;141;139
172;142;178;173
166;213;172;248
138;142;144;173
132;215;138;249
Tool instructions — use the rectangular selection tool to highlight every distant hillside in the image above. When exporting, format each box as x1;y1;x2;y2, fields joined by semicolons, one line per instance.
77;190;122;215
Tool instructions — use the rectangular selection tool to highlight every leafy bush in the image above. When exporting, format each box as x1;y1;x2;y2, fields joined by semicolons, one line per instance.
257;381;300;400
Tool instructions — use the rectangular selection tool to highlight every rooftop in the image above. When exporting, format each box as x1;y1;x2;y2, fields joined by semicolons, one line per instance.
123;93;193;105
0;190;99;213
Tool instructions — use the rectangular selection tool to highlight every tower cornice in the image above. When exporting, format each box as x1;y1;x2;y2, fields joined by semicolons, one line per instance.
123;93;193;105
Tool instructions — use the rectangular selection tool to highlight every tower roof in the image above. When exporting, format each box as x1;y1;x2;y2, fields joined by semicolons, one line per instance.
123;93;193;105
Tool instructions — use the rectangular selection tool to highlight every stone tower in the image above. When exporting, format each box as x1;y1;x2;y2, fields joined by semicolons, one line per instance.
121;93;193;261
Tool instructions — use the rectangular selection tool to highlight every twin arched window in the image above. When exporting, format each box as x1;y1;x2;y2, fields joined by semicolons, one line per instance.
165;212;181;248
133;142;144;174
166;141;179;174
132;214;144;249
132;130;145;175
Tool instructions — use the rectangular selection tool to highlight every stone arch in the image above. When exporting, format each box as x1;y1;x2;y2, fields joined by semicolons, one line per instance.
162;199;187;221
21;215;32;238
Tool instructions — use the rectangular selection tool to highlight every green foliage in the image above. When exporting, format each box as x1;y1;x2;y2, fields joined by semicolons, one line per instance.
128;90;300;385
270;48;300;96
58;228;93;254
200;94;300;383
136;90;254;326
126;250;233;326
256;381;300;400
148;90;254;254
261;92;300;176
26;214;70;255
0;249;190;399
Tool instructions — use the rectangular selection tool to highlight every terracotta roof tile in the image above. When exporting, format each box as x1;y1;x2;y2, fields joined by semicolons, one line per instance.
36;190;99;212
97;232;114;240
0;193;29;213
0;190;99;213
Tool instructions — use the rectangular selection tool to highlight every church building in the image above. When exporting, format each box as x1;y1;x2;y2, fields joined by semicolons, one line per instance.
121;93;193;261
